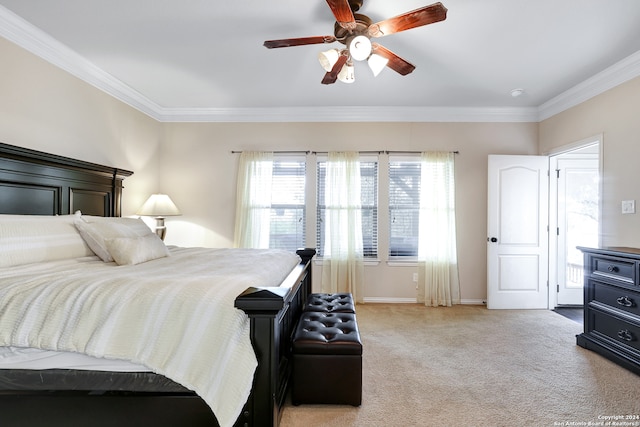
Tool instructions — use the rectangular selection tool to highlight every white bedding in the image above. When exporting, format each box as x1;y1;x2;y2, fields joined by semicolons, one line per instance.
0;346;149;371
0;247;300;427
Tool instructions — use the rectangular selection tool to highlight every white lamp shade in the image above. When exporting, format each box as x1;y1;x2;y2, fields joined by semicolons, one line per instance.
338;62;355;83
368;53;389;77
349;35;372;61
318;48;340;72
136;194;181;217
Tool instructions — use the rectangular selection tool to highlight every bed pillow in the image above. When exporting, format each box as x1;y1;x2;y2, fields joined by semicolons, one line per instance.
104;234;170;266
75;217;154;262
0;213;93;268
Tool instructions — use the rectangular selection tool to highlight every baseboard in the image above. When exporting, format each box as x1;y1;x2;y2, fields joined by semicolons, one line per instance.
461;299;486;306
363;297;486;305
363;297;417;304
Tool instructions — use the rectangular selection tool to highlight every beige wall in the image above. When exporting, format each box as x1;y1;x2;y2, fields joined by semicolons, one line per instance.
539;76;640;247
0;37;162;214
159;122;539;303
12;35;619;302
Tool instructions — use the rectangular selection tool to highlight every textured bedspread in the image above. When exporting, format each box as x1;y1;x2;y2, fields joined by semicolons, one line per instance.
0;247;300;427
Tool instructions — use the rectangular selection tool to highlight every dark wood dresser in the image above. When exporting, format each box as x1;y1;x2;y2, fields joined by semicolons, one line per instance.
577;246;640;375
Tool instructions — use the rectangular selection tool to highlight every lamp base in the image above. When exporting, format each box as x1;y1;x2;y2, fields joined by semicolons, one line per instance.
154;217;166;241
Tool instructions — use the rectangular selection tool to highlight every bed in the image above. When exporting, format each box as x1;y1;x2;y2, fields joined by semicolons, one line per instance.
0;142;315;427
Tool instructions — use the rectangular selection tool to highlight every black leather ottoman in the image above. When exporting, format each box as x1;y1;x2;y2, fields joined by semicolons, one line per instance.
291;311;362;406
304;293;355;313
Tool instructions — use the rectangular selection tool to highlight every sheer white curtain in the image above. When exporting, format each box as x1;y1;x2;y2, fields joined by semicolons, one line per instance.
321;152;365;303
233;151;273;248
417;151;460;306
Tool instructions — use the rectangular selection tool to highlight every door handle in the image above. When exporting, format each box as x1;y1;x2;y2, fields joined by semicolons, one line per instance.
487;237;498;243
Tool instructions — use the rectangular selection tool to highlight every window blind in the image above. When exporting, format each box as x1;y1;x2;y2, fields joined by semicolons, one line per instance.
269;158;306;251
389;158;421;257
316;159;378;257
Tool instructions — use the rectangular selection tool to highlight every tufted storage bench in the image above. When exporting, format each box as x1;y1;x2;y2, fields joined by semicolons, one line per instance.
291;311;362;406
304;292;355;313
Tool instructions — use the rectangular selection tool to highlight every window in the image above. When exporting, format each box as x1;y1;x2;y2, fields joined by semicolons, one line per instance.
269;157;306;251
389;158;421;257
316;158;378;257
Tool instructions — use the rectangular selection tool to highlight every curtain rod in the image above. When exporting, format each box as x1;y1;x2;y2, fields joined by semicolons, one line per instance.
311;150;385;155
231;150;310;154
231;150;459;155
385;150;459;155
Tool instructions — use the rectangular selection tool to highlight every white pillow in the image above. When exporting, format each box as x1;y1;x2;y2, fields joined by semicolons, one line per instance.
104;234;170;266
75;217;153;262
0;213;93;268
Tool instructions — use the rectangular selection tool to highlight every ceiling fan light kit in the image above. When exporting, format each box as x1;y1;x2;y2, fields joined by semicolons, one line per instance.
318;48;341;72
338;60;356;83
348;35;372;61
367;53;389;77
263;0;448;85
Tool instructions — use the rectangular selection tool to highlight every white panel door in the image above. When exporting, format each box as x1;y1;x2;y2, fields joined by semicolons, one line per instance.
487;155;549;309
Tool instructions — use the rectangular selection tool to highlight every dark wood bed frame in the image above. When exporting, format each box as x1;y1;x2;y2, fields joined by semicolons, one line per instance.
0;142;314;427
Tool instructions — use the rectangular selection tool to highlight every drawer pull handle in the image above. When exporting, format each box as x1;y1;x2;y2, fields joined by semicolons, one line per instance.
607;265;619;273
617;296;635;307
617;329;634;342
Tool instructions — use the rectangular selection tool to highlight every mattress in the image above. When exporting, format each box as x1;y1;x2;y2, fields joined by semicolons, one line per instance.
0;346;150;371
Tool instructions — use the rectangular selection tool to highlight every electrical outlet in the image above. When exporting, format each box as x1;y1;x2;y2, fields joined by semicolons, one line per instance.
622;200;636;214
412;273;418;282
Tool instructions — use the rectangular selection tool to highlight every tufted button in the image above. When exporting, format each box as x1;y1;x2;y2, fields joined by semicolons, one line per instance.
304;293;355;313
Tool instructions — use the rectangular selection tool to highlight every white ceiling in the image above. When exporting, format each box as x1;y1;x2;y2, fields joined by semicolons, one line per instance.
1;0;640;122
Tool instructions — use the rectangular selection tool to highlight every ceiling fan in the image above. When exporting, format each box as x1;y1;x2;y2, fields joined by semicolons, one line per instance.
263;0;447;84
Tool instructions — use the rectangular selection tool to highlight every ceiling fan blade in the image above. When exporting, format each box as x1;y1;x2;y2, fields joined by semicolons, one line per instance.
371;44;416;75
321;53;348;85
368;2;447;37
264;35;337;49
325;0;357;30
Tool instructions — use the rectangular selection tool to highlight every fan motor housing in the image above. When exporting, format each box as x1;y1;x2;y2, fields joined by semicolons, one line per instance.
348;0;363;12
334;13;373;44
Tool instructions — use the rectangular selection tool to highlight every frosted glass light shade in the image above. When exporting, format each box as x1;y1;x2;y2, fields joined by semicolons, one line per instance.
136;194;181;217
318;48;340;72
349;35;372;61
368;53;389;77
338;62;355;83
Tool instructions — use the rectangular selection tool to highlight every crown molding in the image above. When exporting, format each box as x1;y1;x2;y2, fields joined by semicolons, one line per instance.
537;49;640;121
0;5;163;120
2;5;640;124
156;105;540;123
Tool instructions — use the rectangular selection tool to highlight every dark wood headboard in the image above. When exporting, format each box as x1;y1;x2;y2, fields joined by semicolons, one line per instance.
0;142;133;217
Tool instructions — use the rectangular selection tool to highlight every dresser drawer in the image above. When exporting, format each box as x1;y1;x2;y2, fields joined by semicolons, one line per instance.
591;309;640;353
590;255;636;285
592;281;640;317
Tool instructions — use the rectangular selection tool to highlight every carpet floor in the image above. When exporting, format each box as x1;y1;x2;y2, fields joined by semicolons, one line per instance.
280;304;640;427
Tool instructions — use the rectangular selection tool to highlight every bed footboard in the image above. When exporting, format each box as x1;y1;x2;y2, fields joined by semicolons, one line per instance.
234;248;315;427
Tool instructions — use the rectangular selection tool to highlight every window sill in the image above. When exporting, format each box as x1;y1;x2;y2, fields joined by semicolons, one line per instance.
387;259;419;267
314;258;381;267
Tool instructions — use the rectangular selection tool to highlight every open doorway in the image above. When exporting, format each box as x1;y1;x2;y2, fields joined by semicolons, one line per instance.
549;138;601;309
